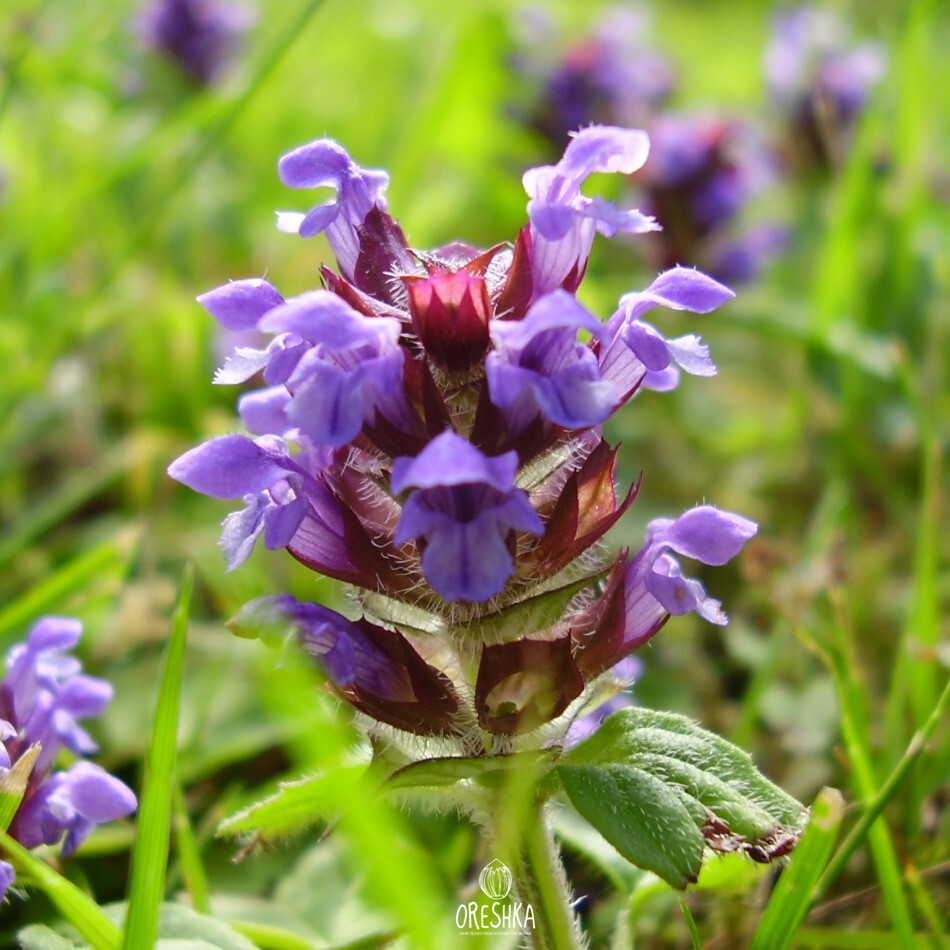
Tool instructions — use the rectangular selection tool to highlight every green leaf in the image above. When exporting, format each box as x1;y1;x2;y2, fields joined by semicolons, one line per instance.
453;570;607;645
749;788;846;950
123;565;194;950
557;707;807;888
0;745;40;831
17;924;84;950
218;766;366;842
0;829;122;950
558;763;705;889
384;750;556;792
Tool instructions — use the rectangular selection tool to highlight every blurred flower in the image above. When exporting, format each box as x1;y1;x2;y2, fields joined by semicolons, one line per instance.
633;113;785;282
171;125;755;751
517;5;675;147
136;0;253;87
0;618;136;902
765;5;887;169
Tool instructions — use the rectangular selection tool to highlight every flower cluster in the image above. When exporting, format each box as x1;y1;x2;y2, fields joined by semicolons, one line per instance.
765;5;887;170
0;618;136;901
170;126;756;752
136;0;252;87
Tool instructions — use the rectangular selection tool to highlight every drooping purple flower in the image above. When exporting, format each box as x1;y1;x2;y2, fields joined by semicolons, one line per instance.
0;618;136;899
167;434;311;568
277;139;390;280
524;125;657;298
392;432;543;602
486;290;613;435
573;506;758;680
136;0;252;87
232;595;462;735
598;267;733;401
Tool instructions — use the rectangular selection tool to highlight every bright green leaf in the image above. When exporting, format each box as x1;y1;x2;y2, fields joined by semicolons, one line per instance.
558;763;705;890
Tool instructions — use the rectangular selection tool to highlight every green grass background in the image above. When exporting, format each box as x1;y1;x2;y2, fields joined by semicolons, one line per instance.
0;0;947;947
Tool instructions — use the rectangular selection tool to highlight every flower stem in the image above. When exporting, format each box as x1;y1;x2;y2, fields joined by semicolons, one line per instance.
512;804;585;950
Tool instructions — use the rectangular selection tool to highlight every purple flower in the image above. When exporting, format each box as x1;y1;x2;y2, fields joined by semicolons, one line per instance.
173;129;760;749
277;139;390;280
524;125;657;298
168;434;310;568
256;291;409;447
599;267;733;401
136;0;252;87
766;6;886;169
197;278;284;331
634;114;781;281
486;290;613;434
523;6;676;147
392;432;543;602
233;595;461;735
574;507;758;680
0;619;136;897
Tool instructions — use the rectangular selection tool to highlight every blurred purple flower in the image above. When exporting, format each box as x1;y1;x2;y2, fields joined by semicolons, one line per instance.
136;0;253;87
634;114;783;282
766;6;887;169
519;5;676;148
0;618;136;902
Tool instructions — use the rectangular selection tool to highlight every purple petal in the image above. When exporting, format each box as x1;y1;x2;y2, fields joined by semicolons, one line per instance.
220;497;266;569
391;432;518;495
263;493;308;550
278;138;353;189
238;386;292;435
54;762;137;823
55;676;112;718
644;267;735;313
652;506;758;565
420;516;516;603
197;279;284;331
646;554;727;624
168;435;294;499
25;617;82;653
259;290;400;348
559;126;652;179
0;861;14;901
620;321;672;371
298;202;341;238
286;363;366;447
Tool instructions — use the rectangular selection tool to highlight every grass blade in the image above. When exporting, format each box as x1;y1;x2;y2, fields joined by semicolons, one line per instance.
0;828;121;950
121;564;193;949
0;528;139;647
819;676;950;898
748;787;845;950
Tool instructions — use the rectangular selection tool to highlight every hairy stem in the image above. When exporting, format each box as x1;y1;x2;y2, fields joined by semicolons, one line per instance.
509;804;585;950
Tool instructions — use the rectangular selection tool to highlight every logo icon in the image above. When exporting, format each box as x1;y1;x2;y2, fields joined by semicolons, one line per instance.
478;859;512;900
